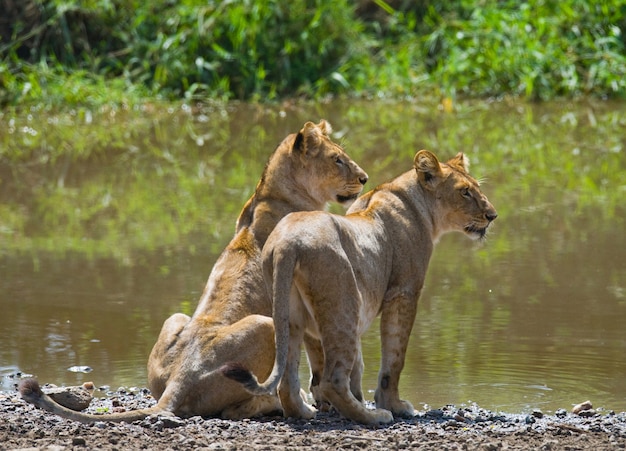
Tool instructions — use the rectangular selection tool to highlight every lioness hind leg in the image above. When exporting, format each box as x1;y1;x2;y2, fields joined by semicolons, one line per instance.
350;345;365;402
319;357;393;425
320;333;392;424
147;312;191;399
305;335;364;410
278;325;316;419
304;335;329;410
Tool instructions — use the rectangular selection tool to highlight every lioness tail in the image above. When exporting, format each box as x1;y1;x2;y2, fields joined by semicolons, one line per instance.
222;246;297;396
19;378;164;423
219;362;264;393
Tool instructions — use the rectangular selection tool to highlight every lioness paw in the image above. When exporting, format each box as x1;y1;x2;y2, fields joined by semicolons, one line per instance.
375;392;416;418
391;399;415;418
371;408;394;424
302;403;317;419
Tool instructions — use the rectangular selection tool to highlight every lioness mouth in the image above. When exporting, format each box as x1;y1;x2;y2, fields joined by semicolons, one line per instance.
465;224;488;239
337;193;359;204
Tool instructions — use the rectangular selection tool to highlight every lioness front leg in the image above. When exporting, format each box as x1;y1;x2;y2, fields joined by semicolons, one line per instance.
374;294;418;418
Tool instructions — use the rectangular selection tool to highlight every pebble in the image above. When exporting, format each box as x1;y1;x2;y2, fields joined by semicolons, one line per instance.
572;400;593;414
555;409;568;418
531;409;544;419
43;384;93;411
72;436;86;446
160;416;186;428
425;409;444;419
578;409;597;418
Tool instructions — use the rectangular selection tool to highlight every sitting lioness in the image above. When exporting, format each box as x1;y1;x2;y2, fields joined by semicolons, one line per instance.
223;150;497;424
19;120;368;422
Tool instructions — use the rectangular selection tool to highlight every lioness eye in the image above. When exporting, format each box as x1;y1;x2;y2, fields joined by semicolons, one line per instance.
462;188;472;198
335;156;345;166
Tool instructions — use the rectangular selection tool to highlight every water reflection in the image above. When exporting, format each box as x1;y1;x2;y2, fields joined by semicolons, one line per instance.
1;99;625;414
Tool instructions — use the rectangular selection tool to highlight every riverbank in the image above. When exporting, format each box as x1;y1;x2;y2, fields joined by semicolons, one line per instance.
1;387;625;450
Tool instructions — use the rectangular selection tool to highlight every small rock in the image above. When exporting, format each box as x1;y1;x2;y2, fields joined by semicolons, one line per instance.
555;409;568;418
540;439;559;450
531;409;544;419
444;420;463;430
578;409;597;418
572;400;593;414
524;415;536;424
44;385;93;411
425;409;444;419
160;416;186;428
72;436;87;446
28;428;45;439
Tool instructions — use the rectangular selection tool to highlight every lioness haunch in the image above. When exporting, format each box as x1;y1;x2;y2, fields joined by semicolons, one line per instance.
223;150;497;425
19;120;368;422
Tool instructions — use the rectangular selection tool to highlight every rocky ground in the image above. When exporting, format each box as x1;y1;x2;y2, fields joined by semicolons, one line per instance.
1;384;625;451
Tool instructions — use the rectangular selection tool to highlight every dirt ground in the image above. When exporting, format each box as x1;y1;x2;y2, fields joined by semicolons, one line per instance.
1;385;625;450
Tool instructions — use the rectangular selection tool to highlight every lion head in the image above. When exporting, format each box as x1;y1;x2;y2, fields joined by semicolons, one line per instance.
288;120;368;207
237;120;368;237
415;150;497;240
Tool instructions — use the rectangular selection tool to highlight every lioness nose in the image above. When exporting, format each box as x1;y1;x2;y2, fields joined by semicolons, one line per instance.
486;211;498;222
359;173;368;185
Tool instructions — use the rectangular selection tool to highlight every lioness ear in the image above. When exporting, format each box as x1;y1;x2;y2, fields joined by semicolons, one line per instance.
293;121;323;157
448;152;470;173
317;119;332;136
414;150;443;188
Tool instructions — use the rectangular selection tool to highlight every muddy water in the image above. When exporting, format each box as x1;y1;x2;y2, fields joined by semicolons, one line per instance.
1;99;625;414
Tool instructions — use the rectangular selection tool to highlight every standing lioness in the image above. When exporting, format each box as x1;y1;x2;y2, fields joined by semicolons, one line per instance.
20;120;368;422
224;150;497;424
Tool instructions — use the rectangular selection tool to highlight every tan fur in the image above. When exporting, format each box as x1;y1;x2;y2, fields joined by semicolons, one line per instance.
225;150;497;425
19;120;368;423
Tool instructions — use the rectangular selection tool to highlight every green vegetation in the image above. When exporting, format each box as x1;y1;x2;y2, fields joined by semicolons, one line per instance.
1;0;626;106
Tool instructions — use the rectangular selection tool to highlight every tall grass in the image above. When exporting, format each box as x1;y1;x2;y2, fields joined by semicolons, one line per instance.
1;0;625;106
420;0;626;99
